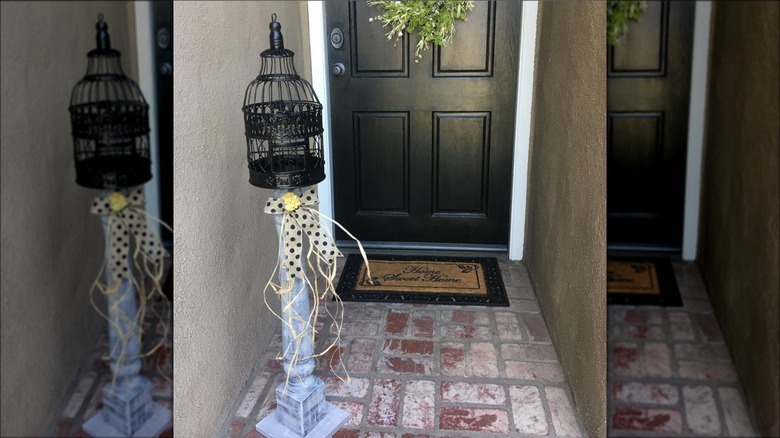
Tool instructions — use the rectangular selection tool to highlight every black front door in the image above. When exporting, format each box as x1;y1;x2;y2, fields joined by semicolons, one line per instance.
607;1;694;250
151;1;173;245
151;1;173;298
326;1;520;246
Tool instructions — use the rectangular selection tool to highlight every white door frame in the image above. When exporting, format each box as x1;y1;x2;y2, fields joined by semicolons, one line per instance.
134;1;161;233
308;1;538;261
682;1;712;261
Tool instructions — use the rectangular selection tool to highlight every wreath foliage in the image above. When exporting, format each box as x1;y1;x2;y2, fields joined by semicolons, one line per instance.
367;0;475;61
607;0;648;46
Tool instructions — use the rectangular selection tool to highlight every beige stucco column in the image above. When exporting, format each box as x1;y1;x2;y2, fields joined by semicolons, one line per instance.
524;2;607;437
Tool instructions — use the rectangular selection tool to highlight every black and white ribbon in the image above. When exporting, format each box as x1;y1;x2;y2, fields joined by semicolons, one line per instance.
90;186;168;287
264;188;343;280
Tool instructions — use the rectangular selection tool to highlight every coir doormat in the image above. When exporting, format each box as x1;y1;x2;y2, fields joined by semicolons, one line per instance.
337;254;509;306
607;257;682;306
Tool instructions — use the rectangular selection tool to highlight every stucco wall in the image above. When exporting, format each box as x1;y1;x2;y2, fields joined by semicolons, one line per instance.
173;2;311;436
523;2;606;437
698;2;780;436
0;2;137;436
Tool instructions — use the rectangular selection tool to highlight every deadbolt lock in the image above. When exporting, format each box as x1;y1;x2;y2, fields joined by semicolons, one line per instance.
330;27;344;50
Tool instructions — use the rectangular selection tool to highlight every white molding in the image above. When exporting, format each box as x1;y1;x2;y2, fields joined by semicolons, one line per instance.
308;1;538;257
682;1;712;261
308;1;336;236
508;1;538;261
134;2;161;233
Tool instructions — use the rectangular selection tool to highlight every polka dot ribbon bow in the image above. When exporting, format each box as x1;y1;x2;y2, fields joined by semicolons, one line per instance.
264;188;342;280
90;186;168;286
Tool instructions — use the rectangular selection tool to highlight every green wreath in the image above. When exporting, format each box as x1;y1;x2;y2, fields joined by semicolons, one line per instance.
368;0;475;62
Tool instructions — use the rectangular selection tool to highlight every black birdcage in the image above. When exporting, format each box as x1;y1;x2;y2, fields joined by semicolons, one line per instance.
243;14;325;189
69;14;151;189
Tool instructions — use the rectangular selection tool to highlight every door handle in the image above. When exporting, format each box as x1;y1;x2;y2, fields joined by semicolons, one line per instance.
330;27;344;49
159;62;173;77
331;62;346;77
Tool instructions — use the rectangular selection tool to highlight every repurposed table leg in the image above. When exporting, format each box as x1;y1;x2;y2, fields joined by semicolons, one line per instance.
83;190;171;438
256;188;349;438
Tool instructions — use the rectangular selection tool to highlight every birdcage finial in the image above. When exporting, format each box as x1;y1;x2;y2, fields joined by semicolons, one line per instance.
96;13;111;51
269;13;284;50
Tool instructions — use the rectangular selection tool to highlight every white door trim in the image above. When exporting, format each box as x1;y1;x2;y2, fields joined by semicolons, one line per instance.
134;1;161;232
308;1;538;260
508;1;538;261
308;2;336;232
682;1;712;261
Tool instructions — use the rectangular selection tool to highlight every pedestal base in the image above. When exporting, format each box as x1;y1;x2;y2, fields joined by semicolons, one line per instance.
83;402;171;438
256;402;348;438
83;378;171;437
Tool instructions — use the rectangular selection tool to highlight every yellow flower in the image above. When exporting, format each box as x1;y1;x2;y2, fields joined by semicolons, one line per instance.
281;192;301;212
107;192;128;212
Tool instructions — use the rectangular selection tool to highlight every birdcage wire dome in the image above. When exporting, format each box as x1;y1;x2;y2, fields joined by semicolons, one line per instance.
69;14;151;189
243;14;325;189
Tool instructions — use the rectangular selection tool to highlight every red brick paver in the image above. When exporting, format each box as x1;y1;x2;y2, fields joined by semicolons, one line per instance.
439;407;510;433
368;378;402;426
508;385;547;435
440;342;469;377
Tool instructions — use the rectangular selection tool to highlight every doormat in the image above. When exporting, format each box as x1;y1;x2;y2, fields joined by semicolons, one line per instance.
337;254;509;306
607;257;682;306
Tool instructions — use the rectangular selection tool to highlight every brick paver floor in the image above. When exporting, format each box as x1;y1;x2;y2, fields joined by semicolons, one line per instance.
607;260;760;437
44;300;173;437
221;254;586;437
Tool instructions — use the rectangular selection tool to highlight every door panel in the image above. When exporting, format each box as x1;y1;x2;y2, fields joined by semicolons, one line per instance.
433;112;490;216
607;1;693;249
327;1;520;245
609;112;663;214
611;2;667;74
354;112;409;214
436;2;495;76
351;4;407;76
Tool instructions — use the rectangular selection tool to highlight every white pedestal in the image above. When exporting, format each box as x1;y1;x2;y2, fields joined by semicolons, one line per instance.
256;188;350;437
256;402;348;438
84;191;172;437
